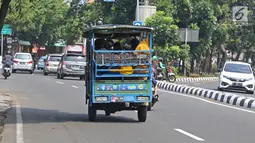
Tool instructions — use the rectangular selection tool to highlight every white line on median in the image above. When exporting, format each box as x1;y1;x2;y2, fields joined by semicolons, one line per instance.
56;81;64;84
71;85;79;88
159;89;255;115
174;128;205;141
16;102;24;143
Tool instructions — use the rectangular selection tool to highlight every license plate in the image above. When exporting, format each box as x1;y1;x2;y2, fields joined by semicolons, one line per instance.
233;82;242;86
111;96;124;102
20;62;26;65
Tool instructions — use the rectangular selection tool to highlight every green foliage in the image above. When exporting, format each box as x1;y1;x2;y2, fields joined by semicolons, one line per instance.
3;0;255;72
6;0;69;46
145;11;179;47
169;66;178;75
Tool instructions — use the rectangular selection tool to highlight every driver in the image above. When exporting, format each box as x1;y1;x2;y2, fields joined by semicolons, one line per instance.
2;50;13;74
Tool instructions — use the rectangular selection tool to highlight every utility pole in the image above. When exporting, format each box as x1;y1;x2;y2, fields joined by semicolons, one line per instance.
136;0;139;21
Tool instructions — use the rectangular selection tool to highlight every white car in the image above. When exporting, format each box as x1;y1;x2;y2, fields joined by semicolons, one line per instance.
12;52;34;74
218;61;255;94
43;54;62;75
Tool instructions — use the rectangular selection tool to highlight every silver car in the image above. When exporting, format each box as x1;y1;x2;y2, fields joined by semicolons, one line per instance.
43;54;62;75
57;53;86;80
12;52;34;74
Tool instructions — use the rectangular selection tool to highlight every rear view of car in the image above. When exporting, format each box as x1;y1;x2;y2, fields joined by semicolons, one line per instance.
43;54;62;75
218;61;255;94
12;53;34;74
57;54;86;80
37;56;46;70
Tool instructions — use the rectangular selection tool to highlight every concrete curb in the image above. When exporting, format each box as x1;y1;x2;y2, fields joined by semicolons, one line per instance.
157;81;255;109
176;77;219;82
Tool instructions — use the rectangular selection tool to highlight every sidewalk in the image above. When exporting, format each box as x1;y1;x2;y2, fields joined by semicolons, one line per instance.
0;92;13;142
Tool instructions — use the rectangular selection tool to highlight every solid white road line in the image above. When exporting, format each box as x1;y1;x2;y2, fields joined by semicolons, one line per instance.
16;102;24;143
174;128;205;141
159;89;255;115
71;85;79;88
56;81;64;84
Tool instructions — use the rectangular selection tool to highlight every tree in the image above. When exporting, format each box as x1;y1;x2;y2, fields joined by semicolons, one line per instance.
5;0;69;47
146;11;179;47
0;0;12;31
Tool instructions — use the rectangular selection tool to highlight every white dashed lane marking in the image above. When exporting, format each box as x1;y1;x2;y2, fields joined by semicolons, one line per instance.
174;128;205;141
71;85;79;88
56;81;64;84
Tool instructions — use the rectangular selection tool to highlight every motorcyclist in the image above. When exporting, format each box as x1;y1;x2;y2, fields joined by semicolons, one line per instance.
157;57;165;70
2;50;13;74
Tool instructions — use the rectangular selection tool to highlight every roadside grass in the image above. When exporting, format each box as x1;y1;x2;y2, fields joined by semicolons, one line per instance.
176;73;219;78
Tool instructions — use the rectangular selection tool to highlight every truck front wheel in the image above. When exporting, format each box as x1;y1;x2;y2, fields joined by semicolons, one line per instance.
138;106;147;122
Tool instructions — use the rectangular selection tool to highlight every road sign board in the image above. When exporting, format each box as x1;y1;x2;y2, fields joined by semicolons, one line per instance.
133;21;142;26
232;6;248;22
7;38;12;44
104;0;115;2
1;24;12;35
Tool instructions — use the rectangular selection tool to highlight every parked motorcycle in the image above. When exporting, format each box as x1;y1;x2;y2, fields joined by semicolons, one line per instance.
3;64;11;80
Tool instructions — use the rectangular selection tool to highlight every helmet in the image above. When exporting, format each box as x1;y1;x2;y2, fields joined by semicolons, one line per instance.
152;56;158;61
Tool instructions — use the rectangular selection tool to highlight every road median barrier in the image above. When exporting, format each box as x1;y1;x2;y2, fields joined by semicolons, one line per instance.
157;81;255;109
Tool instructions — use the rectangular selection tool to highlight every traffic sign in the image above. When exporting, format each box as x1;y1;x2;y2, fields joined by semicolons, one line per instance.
232;6;248;22
1;24;12;35
104;0;115;2
133;21;142;26
7;37;12;44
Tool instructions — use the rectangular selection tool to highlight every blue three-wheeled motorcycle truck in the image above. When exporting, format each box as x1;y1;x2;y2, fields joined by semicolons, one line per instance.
84;25;154;122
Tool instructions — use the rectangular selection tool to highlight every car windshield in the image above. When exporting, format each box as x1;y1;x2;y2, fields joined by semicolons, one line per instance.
15;54;31;59
49;56;61;61
223;63;252;74
65;55;85;62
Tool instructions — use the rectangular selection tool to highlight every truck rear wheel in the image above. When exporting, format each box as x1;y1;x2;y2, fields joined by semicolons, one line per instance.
88;104;97;121
138;106;147;122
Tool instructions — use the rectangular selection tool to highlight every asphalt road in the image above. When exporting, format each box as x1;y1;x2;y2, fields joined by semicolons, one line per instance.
1;71;255;143
179;80;255;99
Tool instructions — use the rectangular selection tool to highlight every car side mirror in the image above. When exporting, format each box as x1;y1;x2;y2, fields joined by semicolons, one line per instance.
218;68;222;72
